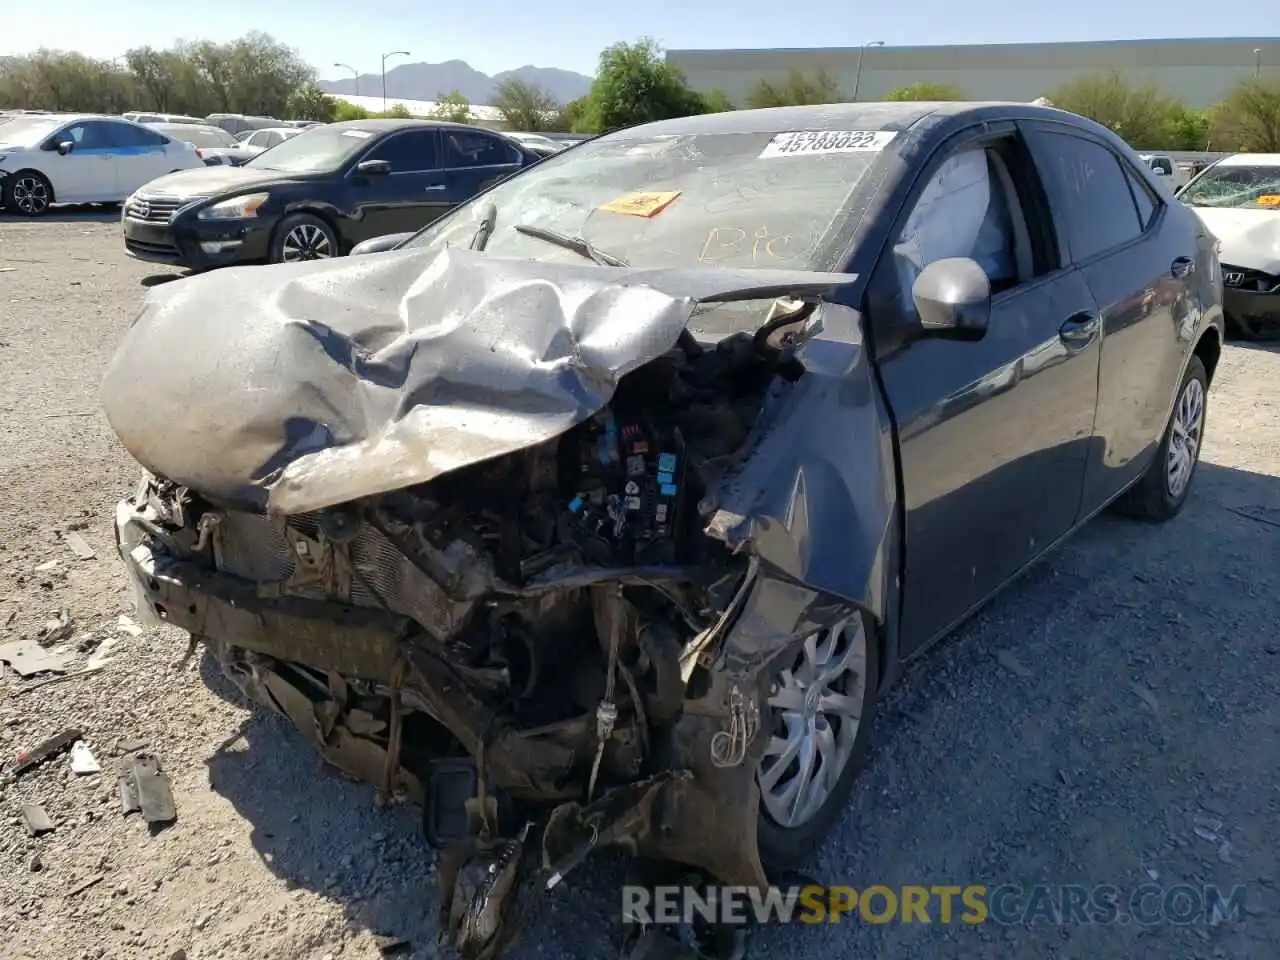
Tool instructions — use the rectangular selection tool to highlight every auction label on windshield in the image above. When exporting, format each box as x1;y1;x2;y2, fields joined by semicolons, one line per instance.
759;130;897;158
598;191;683;218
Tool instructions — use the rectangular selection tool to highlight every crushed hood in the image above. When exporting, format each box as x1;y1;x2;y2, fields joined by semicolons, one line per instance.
100;245;855;514
1190;206;1280;273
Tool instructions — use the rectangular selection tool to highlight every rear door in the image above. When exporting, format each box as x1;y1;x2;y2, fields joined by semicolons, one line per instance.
867;122;1102;654
1022;124;1195;516
346;128;451;242
103;121;175;193
440;128;526;204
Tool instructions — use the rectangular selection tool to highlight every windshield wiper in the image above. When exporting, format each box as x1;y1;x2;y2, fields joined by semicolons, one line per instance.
513;223;628;267
471;202;497;251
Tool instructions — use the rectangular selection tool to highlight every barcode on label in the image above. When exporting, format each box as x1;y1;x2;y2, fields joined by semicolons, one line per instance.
758;130;897;158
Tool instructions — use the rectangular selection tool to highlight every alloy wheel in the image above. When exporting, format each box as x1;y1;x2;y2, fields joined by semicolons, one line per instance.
757;617;867;829
1166;376;1205;499
13;176;50;216
281;223;333;262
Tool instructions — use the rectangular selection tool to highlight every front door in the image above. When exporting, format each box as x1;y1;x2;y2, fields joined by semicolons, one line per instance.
43;120;120;203
347;129;454;243
867;124;1102;655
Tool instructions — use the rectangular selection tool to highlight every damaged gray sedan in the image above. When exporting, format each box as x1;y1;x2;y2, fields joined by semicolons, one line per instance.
103;101;1224;959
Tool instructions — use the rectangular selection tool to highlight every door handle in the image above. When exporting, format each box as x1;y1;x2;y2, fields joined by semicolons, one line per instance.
424;184;447;193
1171;256;1195;278
1059;312;1099;349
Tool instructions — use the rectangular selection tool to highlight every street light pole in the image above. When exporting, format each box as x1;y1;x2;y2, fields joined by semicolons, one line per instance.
852;41;885;102
1254;48;1262;79
381;51;410;112
334;63;360;98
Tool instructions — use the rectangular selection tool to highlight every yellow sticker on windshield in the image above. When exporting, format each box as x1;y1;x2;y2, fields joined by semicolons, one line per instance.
1257;194;1280;207
598;191;682;218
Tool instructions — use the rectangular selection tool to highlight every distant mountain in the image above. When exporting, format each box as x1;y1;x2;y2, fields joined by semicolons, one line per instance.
319;59;593;107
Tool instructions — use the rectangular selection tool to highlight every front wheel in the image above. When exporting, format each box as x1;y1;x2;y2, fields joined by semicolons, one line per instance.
756;611;878;872
3;171;54;217
1114;355;1208;521
270;213;338;264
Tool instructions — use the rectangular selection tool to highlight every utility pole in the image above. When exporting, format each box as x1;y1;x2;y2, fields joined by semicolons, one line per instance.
852;41;885;102
334;63;360;97
381;51;410;112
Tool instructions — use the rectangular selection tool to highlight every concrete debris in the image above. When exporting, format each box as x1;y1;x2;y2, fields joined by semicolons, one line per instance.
373;935;411;955
70;741;101;775
37;608;75;646
0;636;71;677
33;559;60;573
29;853;43;872
116;615;144;637
86;636;122;671
63;532;97;560
21;803;56;836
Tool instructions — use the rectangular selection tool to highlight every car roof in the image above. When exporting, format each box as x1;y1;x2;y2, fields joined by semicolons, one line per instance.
599;101;1055;140
325;118;484;134
1218;153;1280;166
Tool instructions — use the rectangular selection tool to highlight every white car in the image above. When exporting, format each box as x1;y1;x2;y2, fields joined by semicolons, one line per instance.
0;113;204;217
1139;153;1189;190
203;126;304;166
506;131;566;156
1180;153;1280;338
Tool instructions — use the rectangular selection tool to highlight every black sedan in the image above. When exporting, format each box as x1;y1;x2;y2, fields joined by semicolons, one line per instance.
120;119;539;270
103;102;1223;960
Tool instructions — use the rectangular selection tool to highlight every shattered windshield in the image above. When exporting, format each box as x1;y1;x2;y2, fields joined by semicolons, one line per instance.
401;129;886;271
1180;164;1280;209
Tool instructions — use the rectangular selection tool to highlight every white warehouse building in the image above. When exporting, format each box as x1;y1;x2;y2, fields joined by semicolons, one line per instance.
666;37;1280;109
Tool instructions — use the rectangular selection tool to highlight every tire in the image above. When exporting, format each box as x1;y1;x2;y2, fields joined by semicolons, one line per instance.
270;213;339;264
1114;356;1208;522
3;170;54;217
756;611;879;873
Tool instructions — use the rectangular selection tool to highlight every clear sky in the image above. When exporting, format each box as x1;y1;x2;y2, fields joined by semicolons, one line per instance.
4;0;1274;79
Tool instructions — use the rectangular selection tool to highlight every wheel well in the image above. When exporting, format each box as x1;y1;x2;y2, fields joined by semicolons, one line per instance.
272;208;343;253
1194;327;1222;385
5;169;55;203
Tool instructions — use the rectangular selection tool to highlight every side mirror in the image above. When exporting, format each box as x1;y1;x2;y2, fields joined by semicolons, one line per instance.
355;159;391;177
350;232;415;256
57;140;75;156
912;257;991;340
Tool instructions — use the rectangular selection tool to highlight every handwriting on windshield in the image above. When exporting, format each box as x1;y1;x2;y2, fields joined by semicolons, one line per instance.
698;226;811;264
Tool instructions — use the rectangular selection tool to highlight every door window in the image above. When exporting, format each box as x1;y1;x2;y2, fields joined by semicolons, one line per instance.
54;121;117;151
1031;131;1144;261
889;142;1035;317
365;130;440;172
1123;163;1159;230
107;122;169;148
442;129;519;168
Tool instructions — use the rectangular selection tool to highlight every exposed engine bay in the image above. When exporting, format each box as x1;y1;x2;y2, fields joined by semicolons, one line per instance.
116;322;817;959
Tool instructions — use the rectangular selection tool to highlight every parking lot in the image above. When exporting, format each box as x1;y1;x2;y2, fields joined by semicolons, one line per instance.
1;216;1278;960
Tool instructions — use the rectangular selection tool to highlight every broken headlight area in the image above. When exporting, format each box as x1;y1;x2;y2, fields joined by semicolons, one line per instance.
114;328;809;958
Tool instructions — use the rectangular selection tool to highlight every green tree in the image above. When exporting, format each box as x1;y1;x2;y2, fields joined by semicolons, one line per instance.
885;82;967;101
1166;106;1211;150
491;78;559;130
577;38;706;133
547;96;586;132
701;89;736;113
746;70;842;108
1045;70;1179;148
332;100;372;121
286;84;338;122
381;102;414;119
429;90;475;124
1210;78;1280;152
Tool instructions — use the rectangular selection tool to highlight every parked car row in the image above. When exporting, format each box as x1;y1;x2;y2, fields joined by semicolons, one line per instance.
100;102;1227;960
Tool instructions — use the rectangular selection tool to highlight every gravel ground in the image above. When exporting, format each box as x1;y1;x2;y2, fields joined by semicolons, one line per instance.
2;215;1278;960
